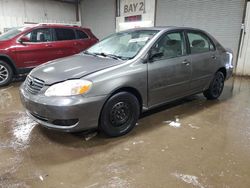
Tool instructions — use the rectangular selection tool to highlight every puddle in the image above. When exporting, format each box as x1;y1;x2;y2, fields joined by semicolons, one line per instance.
105;176;130;188
85;182;99;188
0;86;13;92
84;132;98;141
168;121;181;128
132;140;144;145
39;175;44;181
188;124;200;129
0;91;12;110
163;116;181;128
0;112;37;151
172;172;205;188
12;113;36;149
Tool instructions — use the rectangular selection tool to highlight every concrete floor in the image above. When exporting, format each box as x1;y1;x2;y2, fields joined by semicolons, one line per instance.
0;77;250;188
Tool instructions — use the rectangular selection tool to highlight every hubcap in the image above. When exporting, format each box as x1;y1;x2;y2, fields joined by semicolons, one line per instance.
110;102;130;127
212;75;223;96
0;65;9;83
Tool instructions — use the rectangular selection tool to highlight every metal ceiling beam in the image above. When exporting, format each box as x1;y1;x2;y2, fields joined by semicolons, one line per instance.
53;0;77;4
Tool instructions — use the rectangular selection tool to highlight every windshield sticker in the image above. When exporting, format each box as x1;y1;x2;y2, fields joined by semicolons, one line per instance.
129;37;149;43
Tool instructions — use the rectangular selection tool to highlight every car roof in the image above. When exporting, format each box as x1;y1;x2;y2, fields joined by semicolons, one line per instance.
124;26;204;32
23;23;90;30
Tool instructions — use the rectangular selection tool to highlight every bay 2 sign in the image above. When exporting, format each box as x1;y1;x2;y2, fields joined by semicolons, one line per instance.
121;0;145;16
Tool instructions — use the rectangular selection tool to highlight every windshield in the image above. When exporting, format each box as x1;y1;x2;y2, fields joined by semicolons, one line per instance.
86;30;159;60
0;27;28;41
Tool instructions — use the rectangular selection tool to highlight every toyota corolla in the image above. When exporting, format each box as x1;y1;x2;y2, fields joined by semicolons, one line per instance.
20;27;233;137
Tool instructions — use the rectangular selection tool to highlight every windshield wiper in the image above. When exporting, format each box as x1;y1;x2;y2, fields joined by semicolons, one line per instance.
83;51;98;57
84;51;127;60
94;52;124;60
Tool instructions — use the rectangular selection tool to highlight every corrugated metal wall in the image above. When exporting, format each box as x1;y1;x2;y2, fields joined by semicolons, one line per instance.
0;0;77;33
156;0;245;63
81;0;116;39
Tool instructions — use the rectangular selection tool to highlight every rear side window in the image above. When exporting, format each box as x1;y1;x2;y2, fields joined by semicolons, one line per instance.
187;32;215;54
24;28;52;42
55;28;76;41
76;30;89;39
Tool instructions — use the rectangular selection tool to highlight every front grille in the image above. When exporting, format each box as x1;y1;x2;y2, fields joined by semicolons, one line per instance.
25;75;45;95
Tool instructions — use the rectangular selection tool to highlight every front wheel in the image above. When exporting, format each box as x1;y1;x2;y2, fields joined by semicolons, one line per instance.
0;61;13;87
203;71;225;100
99;92;140;137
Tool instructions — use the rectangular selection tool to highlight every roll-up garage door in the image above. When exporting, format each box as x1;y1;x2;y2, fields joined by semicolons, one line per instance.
155;0;245;63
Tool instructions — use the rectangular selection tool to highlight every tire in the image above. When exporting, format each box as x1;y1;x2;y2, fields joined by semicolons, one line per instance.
203;71;225;100
99;92;140;137
0;61;13;87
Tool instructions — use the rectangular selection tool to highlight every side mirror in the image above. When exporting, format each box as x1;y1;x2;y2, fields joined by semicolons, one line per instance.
18;36;30;44
149;51;164;62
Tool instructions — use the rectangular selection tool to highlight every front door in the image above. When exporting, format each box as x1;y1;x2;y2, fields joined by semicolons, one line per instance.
148;31;192;106
75;29;95;52
15;28;57;67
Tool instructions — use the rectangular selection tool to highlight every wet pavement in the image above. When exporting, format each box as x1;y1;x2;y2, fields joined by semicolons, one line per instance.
0;77;250;188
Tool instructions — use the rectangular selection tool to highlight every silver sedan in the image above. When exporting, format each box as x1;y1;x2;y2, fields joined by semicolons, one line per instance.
20;27;233;137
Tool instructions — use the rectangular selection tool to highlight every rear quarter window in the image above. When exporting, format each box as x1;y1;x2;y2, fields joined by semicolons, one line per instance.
76;30;89;39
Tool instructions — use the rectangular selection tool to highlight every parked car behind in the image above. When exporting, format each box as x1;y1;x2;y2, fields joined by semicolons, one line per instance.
20;27;233;137
0;23;98;86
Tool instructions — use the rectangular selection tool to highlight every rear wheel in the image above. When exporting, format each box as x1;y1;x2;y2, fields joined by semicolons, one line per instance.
0;61;13;87
203;71;225;100
99;92;140;137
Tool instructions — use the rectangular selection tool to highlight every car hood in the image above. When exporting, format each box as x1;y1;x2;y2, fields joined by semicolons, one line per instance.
0;41;9;49
30;53;122;85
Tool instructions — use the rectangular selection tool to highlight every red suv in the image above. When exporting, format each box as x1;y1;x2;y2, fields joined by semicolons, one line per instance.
0;24;98;86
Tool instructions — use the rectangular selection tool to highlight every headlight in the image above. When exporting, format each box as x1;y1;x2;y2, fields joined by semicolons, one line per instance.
45;80;92;97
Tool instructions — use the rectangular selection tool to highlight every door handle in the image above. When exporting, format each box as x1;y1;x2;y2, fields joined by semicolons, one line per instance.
74;42;80;46
211;55;217;60
45;44;53;47
57;50;64;55
182;59;190;66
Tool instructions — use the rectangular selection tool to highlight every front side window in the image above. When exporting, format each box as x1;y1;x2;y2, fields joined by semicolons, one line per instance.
86;30;159;60
187;32;215;54
55;28;76;41
24;28;52;42
151;32;186;60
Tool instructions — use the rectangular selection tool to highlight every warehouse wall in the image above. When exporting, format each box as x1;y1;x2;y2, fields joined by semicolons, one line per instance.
0;0;76;32
80;0;116;39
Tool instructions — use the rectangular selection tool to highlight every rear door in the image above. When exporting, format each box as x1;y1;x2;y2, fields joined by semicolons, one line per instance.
75;29;95;52
186;30;217;92
148;31;192;106
15;28;57;67
53;28;79;57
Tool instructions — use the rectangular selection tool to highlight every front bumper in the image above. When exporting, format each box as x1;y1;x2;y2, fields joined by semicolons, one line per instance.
225;51;234;80
20;83;107;132
226;67;233;80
